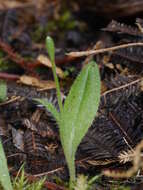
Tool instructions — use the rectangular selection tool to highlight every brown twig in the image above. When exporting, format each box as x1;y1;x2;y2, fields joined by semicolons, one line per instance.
33;166;64;177
67;42;143;57
102;78;141;97
0;38;76;77
0;72;20;80
55;55;79;66
0;96;21;106
0;38;41;73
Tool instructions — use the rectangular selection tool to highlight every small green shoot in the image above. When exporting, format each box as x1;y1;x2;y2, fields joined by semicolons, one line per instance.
46;36;63;112
13;167;28;190
74;175;88;190
0;81;11;190
13;165;45;190
0;81;7;102
35;36;101;188
0;141;13;190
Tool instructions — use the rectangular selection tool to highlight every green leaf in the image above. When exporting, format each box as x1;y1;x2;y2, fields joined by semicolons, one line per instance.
0;141;13;190
46;36;55;63
0;81;7;102
35;99;60;122
45;36;63;112
60;61;101;182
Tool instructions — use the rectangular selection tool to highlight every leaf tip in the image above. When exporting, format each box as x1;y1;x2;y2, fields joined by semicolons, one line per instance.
46;36;55;61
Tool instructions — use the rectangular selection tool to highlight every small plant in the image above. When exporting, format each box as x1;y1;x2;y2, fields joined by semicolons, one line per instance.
0;81;13;190
0;141;13;190
74;174;101;190
13;166;45;190
36;36;101;188
0;81;7;102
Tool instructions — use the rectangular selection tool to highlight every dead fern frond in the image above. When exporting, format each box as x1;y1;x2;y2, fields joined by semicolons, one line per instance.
100;76;142;108
119;149;134;164
103;20;143;37
103;140;143;178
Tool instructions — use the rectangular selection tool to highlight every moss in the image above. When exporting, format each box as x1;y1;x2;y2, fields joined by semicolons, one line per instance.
31;9;77;42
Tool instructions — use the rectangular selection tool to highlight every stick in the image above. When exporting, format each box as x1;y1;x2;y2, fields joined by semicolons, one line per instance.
67;42;143;57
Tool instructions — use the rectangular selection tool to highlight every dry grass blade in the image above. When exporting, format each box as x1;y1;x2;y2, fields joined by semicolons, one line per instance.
103;140;143;178
37;55;65;79
85;159;117;166
67;42;143;57
0;1;33;10
18;75;56;90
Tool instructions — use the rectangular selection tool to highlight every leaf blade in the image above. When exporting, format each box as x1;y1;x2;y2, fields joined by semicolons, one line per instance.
46;36;55;63
0;141;13;190
60;61;101;171
0;81;7;102
34;99;60;122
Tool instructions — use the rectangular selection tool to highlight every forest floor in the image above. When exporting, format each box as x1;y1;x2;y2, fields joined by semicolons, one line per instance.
1;1;143;189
